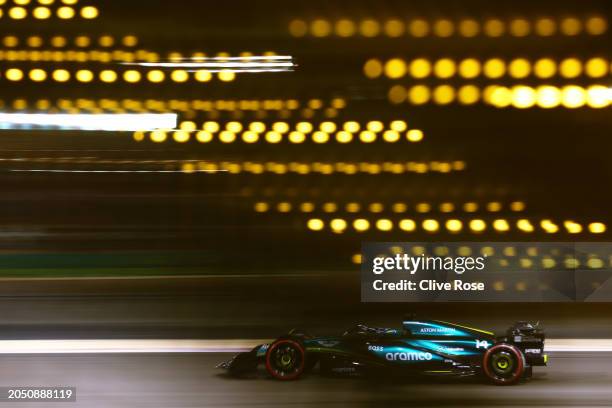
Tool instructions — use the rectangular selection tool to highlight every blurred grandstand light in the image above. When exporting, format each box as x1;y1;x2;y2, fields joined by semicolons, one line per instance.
0;113;177;131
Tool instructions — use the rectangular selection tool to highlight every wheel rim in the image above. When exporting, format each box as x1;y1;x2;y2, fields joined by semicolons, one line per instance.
490;351;515;377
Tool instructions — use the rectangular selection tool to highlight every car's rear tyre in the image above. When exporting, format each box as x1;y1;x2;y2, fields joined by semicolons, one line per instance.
483;344;525;385
265;339;305;380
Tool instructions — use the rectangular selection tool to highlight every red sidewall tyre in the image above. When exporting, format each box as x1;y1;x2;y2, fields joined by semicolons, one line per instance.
483;344;525;385
265;339;305;380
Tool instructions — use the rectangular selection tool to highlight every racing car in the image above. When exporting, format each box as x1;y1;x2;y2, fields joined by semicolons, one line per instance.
217;317;547;385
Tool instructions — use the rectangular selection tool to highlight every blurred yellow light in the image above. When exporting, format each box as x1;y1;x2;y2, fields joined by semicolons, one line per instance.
363;59;383;79
288;20;308;37
585;16;607;35
311;19;332;37
250;122;267;133
458;85;480;105
458;58;480;78
382;130;400;143
560;17;582;36
330;218;347;233
510;201;526;212
535;18;556;36
409;58;431;78
323;202;338;213
254;202;269;213
384;58;407;79
320;121;336;133
512;86;536;108
300;202;315;213
406;129;424;142
536;86;561;108
52;69;70;82
399;219;416;231
335;19;356;37
33;6;51;19
408;85;431;104
422;219;439;232
2;36;18;47
219;131;236;143
484;19;505;37
510;18;530;36
433;85;455;104
196;131;213;143
585;58;608;78
483;58;505;78
171;70;189;82
296;122;312;133
534;58;556;78
360;19;380;37
81;6;98;19
408;19;429;37
265;131;282;143
588;222;606;234
541;220;559;233
493;219;510;232
559;58;582;78
463;202;478;212
123;70;141;83
376;219;393;231
517;219;534;232
564;221;583;234
9;7;27;19
28;69;47;82
353;219;370;232
226;121;242;132
173;131;190;143
75;69;93;82
561;85;586;108
203;122;220;133
336;131;353;143
100;69;117;82
446;219;463;233
509;58;531;78
415;203;430;213
57;6;75;19
312;131;329;143
390;120;407;132
273;122;289;133
288;131;305;143
242;131;259;143
180;121;197;131
343;121;360;133
122;35;138;47
195;70;212;82
469;219;486;232
133;131;145;142
586;85;610;108
388;85;406;104
367;121;383;132
384;19;405;37
433;19;454;37
150;130;167;143
359;131;376;143
488;86;512;107
147;70;165;83
62;0;78;4
459;19;479;37
218;71;235;82
13;0;30;4
433;59;456;78
307;219;324;231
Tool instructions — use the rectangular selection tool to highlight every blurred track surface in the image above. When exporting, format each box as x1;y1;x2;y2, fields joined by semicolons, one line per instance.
0;352;609;407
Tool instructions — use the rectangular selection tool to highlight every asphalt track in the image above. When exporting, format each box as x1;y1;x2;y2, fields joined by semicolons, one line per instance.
0;352;609;407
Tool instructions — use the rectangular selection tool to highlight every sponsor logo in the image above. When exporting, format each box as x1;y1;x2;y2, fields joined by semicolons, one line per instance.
368;345;384;352
440;347;464;352
386;351;433;361
420;327;457;334
475;340;490;349
525;348;541;354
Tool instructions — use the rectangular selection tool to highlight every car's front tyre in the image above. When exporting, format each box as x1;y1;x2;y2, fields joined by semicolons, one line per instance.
265;339;306;380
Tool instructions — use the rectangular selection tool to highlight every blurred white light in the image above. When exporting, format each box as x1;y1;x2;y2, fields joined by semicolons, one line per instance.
0;113;177;131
